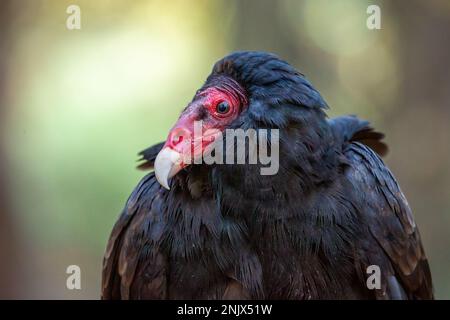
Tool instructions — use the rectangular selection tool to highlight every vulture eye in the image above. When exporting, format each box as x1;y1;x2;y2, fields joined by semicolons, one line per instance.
216;101;230;115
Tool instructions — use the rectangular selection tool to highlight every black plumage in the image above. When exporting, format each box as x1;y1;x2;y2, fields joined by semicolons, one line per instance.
102;51;433;299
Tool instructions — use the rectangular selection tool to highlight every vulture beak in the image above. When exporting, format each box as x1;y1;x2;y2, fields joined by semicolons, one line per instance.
154;147;184;190
154;124;195;190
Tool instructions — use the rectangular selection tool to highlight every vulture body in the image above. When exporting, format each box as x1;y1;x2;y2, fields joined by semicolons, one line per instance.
102;51;433;299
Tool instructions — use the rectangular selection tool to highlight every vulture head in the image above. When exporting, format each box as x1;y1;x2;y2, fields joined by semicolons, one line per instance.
153;51;340;193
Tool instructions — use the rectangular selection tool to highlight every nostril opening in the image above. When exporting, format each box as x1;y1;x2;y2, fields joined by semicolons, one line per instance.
175;135;183;144
170;130;186;146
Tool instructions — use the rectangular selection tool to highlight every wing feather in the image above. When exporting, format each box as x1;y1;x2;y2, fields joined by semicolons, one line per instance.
345;142;433;299
101;174;167;299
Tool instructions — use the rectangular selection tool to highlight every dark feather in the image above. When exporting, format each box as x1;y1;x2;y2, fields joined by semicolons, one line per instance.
344;142;432;299
329;115;388;157
137;142;164;170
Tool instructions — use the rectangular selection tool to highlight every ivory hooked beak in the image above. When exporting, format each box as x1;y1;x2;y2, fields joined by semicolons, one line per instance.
154;147;184;190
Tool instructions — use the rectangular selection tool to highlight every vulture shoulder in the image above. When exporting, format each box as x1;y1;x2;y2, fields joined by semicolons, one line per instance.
101;173;168;299
329;115;388;157
332;116;433;299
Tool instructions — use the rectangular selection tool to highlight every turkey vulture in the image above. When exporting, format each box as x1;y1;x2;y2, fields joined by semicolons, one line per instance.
102;51;433;299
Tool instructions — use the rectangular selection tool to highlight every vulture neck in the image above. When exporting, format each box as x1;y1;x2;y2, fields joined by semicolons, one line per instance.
207;122;341;217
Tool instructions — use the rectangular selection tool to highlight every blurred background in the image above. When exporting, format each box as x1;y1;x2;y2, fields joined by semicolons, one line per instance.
0;0;449;299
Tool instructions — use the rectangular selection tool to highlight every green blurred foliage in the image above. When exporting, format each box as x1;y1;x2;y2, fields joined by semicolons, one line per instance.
2;0;450;299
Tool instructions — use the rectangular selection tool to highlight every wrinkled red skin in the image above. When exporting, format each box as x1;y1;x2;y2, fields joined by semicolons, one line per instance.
163;79;247;167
